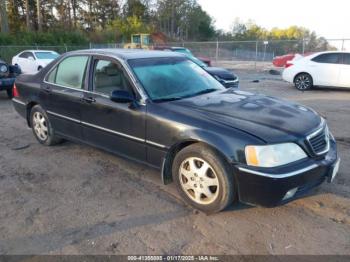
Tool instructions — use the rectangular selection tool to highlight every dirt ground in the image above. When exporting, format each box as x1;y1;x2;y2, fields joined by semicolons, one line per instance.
0;70;349;255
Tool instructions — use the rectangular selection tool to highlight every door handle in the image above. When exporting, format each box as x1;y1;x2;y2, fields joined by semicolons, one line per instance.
82;96;96;103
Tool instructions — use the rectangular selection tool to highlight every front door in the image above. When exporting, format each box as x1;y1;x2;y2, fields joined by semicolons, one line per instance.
310;53;342;86
40;55;90;141
80;57;146;162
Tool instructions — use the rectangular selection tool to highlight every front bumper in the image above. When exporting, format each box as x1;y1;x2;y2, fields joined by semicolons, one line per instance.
0;77;15;90
234;139;339;207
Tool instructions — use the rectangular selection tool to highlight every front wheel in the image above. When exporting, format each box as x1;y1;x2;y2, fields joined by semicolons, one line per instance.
172;144;236;213
30;105;62;146
294;73;313;90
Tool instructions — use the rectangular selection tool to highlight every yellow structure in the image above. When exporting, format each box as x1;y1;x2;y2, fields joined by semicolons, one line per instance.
124;34;151;49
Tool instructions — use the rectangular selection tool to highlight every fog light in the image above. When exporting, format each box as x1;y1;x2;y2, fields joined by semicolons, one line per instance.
282;187;298;200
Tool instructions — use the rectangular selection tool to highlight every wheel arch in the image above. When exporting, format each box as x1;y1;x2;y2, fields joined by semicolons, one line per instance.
293;72;313;83
161;137;236;185
26;101;39;127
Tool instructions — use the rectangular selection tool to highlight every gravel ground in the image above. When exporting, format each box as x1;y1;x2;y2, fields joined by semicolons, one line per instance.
0;70;349;255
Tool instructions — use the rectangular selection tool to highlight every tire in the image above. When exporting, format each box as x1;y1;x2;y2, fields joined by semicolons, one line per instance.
30;105;62;146
6;88;13;99
172;143;236;213
294;73;313;90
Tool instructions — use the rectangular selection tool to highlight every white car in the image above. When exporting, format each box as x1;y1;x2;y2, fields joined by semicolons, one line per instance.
12;50;60;74
282;51;350;90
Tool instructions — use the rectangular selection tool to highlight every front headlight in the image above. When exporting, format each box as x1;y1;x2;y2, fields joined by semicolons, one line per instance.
0;64;8;73
245;143;307;167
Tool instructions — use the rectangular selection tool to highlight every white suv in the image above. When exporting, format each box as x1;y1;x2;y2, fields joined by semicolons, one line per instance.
282;51;350;90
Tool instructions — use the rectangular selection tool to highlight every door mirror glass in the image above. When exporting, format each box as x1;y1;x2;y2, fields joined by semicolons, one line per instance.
110;90;134;103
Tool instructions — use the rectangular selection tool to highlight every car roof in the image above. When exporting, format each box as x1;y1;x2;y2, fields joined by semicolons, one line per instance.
170;47;187;50
20;50;58;53
310;50;349;56
66;48;183;60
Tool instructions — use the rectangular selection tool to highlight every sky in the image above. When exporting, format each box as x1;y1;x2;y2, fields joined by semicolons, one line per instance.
197;0;350;39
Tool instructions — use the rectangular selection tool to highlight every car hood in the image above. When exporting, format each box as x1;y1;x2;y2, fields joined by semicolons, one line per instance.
205;67;237;80
169;89;321;143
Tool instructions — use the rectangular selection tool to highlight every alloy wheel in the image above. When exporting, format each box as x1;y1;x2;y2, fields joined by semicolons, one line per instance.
295;74;312;90
33;112;48;141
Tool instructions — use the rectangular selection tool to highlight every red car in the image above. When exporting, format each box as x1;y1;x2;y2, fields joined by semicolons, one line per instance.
272;53;296;67
273;53;314;67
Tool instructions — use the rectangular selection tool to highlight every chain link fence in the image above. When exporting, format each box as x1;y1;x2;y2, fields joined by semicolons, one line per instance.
0;44;89;64
0;39;349;70
167;39;350;70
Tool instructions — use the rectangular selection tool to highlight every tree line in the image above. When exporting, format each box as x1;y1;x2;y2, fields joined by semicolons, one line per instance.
0;0;333;50
0;0;215;44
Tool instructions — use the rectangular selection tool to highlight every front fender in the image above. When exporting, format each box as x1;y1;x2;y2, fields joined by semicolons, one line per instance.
160;127;263;185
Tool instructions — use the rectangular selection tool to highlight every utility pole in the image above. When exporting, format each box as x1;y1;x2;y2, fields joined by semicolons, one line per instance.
37;0;42;31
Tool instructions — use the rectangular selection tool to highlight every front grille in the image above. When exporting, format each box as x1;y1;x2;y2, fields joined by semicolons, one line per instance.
307;124;329;155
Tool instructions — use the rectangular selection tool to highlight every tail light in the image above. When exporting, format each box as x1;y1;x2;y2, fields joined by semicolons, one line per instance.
285;62;293;68
13;83;19;97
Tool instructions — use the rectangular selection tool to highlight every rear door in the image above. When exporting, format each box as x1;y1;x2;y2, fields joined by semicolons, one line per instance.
26;52;37;74
41;55;90;141
17;52;31;73
309;53;342;86
80;56;147;162
338;53;350;87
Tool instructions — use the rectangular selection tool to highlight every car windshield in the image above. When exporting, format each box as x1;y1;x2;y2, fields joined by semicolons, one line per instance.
173;48;192;55
128;57;224;102
186;55;207;68
35;52;59;60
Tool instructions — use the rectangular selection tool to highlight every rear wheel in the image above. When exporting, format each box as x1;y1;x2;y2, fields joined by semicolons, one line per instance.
294;73;313;90
30;105;62;146
172;144;236;213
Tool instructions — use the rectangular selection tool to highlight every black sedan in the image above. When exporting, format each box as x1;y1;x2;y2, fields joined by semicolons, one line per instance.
154;46;239;88
186;55;240;89
12;49;339;213
0;58;21;98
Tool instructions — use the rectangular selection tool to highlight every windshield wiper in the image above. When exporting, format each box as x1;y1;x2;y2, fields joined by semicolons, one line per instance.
153;89;218;103
191;88;218;96
153;97;183;103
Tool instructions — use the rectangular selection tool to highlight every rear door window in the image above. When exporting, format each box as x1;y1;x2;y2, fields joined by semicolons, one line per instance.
47;56;89;89
312;53;341;64
19;52;34;59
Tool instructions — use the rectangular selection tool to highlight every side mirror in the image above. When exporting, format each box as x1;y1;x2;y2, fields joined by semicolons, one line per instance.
110;90;134;103
28;56;35;61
